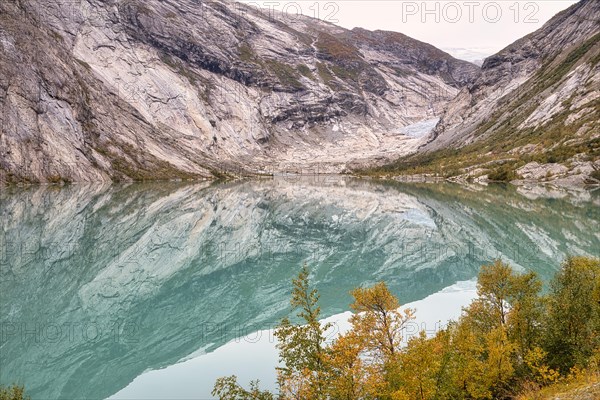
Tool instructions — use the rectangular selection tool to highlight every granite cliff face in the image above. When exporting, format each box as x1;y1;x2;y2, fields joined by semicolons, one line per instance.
0;0;478;183
426;0;600;155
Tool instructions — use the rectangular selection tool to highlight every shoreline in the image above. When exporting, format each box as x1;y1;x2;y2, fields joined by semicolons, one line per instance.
2;172;599;189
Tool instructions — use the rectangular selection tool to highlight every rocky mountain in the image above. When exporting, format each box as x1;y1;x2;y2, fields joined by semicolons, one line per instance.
0;0;478;184
408;0;600;183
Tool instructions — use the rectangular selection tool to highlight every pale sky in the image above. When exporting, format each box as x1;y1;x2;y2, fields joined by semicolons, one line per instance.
238;0;578;62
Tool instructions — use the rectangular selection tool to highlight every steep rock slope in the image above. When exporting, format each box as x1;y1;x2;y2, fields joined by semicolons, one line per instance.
0;0;478;183
417;0;600;178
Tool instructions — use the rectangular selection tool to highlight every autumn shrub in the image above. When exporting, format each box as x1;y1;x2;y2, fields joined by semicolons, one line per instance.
213;257;600;399
0;385;29;400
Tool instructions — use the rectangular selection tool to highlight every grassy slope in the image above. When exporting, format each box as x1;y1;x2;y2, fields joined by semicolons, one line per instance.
517;373;600;400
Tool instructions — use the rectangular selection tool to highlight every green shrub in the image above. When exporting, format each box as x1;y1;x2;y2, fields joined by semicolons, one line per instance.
296;64;313;79
488;164;517;182
0;385;29;400
264;59;303;90
316;62;335;86
543;257;600;373
238;43;255;62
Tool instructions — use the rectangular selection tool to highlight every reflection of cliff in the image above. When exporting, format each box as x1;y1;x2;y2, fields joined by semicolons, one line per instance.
0;179;598;399
384;183;600;282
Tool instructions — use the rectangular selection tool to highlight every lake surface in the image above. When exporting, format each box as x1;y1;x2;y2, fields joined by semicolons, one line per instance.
1;177;599;399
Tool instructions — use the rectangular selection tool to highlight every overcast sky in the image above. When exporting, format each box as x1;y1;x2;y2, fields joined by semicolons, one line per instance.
238;0;578;62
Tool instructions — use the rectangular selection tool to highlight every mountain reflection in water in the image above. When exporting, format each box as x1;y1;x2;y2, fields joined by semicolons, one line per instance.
1;178;598;399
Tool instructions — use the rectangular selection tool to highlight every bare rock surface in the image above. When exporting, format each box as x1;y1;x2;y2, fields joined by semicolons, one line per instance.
0;0;478;183
515;157;600;186
425;0;600;151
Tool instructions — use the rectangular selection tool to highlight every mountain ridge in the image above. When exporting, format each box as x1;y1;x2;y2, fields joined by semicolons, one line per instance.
374;0;600;185
0;0;478;184
2;0;597;185
427;0;600;148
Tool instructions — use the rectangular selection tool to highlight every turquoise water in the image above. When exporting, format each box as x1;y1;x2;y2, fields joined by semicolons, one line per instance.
1;178;599;399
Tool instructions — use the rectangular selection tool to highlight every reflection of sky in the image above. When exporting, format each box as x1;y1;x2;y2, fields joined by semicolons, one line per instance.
111;280;477;399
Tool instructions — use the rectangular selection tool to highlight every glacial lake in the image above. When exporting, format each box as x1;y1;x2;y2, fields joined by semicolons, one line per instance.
1;177;599;399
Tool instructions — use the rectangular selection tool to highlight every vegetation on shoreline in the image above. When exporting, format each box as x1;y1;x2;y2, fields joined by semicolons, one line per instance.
359;132;600;182
0;385;29;400
213;257;600;399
